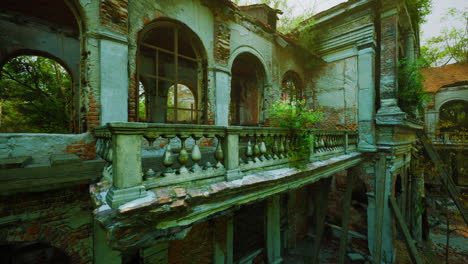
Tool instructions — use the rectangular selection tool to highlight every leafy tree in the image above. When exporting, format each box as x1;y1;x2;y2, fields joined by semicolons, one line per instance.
421;8;468;67
0;56;73;133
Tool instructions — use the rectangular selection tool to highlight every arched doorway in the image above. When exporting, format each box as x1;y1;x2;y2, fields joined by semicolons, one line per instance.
0;0;82;132
137;20;206;124
230;53;266;126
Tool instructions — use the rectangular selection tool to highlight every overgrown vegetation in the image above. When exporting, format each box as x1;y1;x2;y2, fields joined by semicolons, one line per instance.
0;56;73;133
269;99;323;162
407;0;432;26
398;58;430;119
233;0;314;34
421;8;468;67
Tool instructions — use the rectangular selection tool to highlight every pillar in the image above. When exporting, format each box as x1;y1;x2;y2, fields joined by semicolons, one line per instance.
266;195;282;264
224;127;242;181
94;222;122;264
212;67;232;126
106;122;148;208
376;5;406;122
357;42;377;151
100;36;129;124
213;215;233;264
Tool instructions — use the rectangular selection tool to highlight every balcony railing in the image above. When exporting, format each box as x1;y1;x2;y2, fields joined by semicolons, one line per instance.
428;132;467;145
94;122;357;207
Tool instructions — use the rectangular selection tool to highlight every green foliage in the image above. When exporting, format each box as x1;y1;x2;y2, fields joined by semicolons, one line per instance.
0;56;73;133
407;0;432;25
269;99;323;129
268;99;323;163
233;0;314;34
421;8;468;67
398;58;430;118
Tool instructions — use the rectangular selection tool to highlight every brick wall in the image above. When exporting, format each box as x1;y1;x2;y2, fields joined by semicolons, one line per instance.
168;221;214;264
0;185;93;263
65;139;97;160
100;0;129;34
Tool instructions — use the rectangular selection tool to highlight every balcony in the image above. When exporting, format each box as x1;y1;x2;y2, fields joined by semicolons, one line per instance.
428;132;467;147
93;122;359;206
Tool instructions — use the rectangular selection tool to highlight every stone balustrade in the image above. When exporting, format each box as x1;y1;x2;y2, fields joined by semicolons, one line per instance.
429;132;467;145
93;122;357;207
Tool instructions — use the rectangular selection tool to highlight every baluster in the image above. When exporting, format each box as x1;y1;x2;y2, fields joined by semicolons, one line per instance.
105;139;113;162
279;135;285;158
246;138;253;163
272;136;279;159
144;168;156;180
178;135;189;174
96;138;103;158
253;135;261;162
163;138;175;176
215;136;224;168
191;135;202;172
260;137;267;161
284;136;291;157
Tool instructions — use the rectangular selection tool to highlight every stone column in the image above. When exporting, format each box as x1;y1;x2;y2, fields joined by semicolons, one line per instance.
266;195;282;264
405;32;416;64
211;67;232;126
94;221;122;264
213;215;233;264
357;42;377;151
100;35;129;124
411;159;425;243
376;7;406;122
224;127;242;181
106;122;148;208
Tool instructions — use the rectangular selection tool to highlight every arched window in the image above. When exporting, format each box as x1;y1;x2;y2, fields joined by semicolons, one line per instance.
281;71;303;104
0;55;75;133
137;20;205;124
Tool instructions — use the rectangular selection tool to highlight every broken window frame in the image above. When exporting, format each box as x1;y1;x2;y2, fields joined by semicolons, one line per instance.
136;21;205;124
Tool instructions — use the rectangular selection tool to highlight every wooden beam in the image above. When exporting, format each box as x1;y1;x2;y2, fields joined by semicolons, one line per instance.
389;197;424;264
418;131;468;225
310;177;332;264
338;170;354;264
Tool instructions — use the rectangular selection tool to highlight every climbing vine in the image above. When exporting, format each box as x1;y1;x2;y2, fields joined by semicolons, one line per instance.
398;58;430;119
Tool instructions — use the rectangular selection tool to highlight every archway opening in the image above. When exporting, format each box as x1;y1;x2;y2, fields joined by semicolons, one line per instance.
281;71;303;104
438;100;468;132
137;20;206;124
0;241;71;264
230;53;266;126
0;55;75;133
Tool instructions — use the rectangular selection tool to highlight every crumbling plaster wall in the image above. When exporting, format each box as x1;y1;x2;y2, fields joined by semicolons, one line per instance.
313;55;359;129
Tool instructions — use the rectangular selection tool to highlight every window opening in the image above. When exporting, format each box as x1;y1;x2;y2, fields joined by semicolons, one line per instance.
0;55;74;133
138;22;203;124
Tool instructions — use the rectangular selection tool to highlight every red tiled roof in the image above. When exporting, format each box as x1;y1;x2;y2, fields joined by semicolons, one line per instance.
421;63;468;93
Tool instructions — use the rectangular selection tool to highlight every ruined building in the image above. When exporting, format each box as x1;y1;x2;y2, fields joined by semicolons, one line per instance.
0;0;447;263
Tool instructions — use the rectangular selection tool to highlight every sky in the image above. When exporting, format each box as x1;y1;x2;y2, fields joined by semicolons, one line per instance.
238;0;468;45
290;0;467;44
